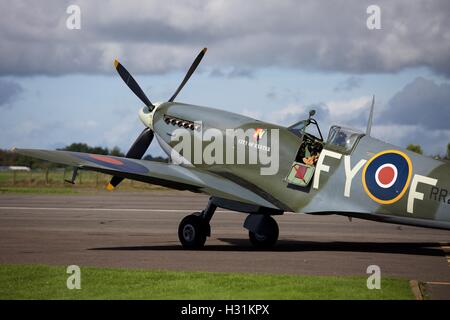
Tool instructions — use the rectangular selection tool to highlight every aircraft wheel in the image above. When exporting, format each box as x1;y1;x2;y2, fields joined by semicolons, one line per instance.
178;213;208;249
248;216;279;248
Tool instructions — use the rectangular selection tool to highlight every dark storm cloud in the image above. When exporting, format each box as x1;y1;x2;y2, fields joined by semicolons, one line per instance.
0;79;23;107
381;77;450;130
0;0;449;76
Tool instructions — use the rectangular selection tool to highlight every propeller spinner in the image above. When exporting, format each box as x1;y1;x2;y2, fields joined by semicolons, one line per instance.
107;48;207;190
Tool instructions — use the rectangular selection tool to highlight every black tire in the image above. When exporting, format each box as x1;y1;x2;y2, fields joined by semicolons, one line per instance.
178;213;208;249
248;216;279;248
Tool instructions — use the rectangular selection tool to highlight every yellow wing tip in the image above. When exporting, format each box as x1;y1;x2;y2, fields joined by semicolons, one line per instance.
113;59;119;69
106;183;115;191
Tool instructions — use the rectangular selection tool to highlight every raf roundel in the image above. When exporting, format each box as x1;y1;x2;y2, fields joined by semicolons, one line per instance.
74;153;149;175
374;163;398;189
362;150;412;204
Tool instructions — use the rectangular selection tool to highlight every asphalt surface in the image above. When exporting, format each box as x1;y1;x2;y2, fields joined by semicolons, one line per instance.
0;191;449;299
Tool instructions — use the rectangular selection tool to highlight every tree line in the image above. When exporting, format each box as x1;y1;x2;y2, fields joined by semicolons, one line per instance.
406;142;450;160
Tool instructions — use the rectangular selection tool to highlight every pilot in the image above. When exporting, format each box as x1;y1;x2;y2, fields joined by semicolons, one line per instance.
303;153;319;166
333;131;348;147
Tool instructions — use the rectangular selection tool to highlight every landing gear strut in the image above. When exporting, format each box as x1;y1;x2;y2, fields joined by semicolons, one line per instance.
178;199;216;249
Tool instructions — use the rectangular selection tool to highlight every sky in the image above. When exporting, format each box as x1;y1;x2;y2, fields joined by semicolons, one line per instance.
0;0;449;157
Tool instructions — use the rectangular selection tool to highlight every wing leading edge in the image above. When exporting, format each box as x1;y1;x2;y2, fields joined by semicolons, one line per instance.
13;148;279;210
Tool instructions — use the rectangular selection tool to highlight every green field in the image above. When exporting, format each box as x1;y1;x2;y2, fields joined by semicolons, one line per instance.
0;170;167;194
0;264;413;300
0;186;80;194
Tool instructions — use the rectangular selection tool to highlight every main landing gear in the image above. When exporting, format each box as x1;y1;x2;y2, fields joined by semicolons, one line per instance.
247;215;279;248
178;200;216;249
178;198;280;249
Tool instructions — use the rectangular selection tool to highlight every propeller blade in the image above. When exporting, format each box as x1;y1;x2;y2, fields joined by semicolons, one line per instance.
168;47;207;102
123;127;154;159
114;59;154;110
107;127;154;189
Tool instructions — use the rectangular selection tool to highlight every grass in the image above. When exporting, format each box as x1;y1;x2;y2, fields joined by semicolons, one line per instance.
0;170;167;194
0;187;80;194
0;264;414;300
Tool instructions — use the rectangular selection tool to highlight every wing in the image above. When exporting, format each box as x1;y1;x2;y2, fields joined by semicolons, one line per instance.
13;148;279;209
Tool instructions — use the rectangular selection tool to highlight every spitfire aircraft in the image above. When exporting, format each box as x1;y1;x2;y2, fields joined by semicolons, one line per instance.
14;48;450;249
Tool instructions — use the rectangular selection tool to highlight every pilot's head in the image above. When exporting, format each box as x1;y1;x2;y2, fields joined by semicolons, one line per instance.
335;131;347;146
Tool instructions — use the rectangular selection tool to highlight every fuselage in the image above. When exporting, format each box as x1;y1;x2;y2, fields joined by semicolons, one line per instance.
141;102;450;228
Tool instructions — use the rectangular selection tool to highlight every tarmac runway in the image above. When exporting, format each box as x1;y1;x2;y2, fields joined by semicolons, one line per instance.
0;191;449;298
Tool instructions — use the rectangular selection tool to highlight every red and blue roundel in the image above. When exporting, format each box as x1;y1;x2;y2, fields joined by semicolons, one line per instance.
75;153;149;174
362;150;412;204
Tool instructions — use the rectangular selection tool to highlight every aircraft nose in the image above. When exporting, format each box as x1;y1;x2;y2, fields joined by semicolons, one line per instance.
138;105;154;129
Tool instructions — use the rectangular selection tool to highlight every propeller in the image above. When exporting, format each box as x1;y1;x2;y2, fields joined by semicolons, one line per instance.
169;48;207;102
107;127;154;190
107;48;207;190
114;59;155;111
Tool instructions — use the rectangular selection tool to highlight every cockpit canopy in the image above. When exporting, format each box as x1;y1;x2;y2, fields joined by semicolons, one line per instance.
326;125;364;154
288;118;323;141
288;111;364;155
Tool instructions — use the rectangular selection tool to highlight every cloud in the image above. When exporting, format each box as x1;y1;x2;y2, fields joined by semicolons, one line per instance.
381;77;450;130
373;77;450;154
265;98;369;141
267;96;371;129
265;86;302;102
326;96;372;120
266;78;450;155
0;79;23;107
209;67;254;78
0;0;449;76
267;102;329;126
334;76;363;91
372;124;450;156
